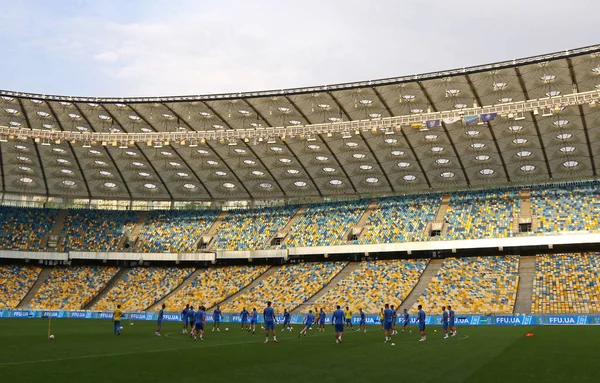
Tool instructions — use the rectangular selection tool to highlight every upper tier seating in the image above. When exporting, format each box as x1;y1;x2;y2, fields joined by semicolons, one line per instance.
532;253;600;313
0;265;41;308
161;265;269;311
313;259;429;313
136;210;218;253
359;195;440;244
29;266;118;310
0;207;57;250
93;267;194;311
59;209;139;252
212;206;297;250
532;183;600;233
442;190;519;240
413;255;519;314
283;201;367;247
221;262;346;313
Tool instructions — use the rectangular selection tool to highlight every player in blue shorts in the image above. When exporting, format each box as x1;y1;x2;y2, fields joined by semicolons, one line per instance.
212;305;222;332
402;308;411;334
249;308;257;334
154;303;165;336
448;305;456;336
344;306;353;330
383;303;394;343
263;301;278;343
359;308;367;333
331;305;345;343
391;304;398;335
282;308;291;331
318;308;326;332
299;310;315;337
181;304;190;334
442;306;449;339
187;305;195;338
193;305;205;341
240;307;249;331
417;304;426;342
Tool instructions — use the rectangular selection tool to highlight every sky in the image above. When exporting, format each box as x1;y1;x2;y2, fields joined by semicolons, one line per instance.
0;0;598;97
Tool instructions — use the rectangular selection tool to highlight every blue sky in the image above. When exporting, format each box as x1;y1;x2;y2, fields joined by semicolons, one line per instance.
1;0;598;97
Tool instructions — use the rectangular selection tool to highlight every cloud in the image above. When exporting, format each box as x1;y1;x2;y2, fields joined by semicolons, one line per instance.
8;0;600;96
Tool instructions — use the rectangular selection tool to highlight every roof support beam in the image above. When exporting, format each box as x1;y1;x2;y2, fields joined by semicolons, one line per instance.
17;98;49;196
464;75;510;183
417;82;471;186
46;102;92;199
514;67;553;179
98;105;172;200
157;104;214;199
398;128;432;189
75;105;134;200
567;57;596;176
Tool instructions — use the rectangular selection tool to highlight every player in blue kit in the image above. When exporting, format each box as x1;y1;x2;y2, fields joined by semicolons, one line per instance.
383;303;394;343
448;305;457;336
154;303;165;336
212;305;222;332
263;301;278;343
417;304;426;342
402;308;411;334
249;308;258;334
181;304;190;334
193;305;205;341
391;304;398;335
240;308;249;331
359;308;367;333
282;308;291;331
331;305;345;343
442;306;449;339
318;308;326;332
299;310;315;337
187;306;195;338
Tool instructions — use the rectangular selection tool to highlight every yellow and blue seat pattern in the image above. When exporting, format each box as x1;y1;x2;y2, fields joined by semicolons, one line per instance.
414;255;519;314
0;265;41;308
0;207;57;251
532;253;600;313
161;265;269;311
221;262;347;313
136;210;218;253
29;266;118;310
93;267;194;312
313;259;429;313
59;209;139;252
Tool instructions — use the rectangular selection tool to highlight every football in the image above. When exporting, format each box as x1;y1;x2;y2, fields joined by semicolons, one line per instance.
120;326;123;330
130;323;134;326
225;328;229;332
49;335;55;340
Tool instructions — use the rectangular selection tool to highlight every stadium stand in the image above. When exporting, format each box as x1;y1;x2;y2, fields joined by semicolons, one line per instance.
221;262;347;313
413;255;520;314
136;210;218;252
29;266;118;310
313;259;429;313
59;209;139;252
93;267;194;311
442;190;519;240
532;253;600;313
0;265;42;308
0;206;58;251
212;206;297;250
161;265;269;311
283;201;367;247
359;195;440;244
532;182;600;233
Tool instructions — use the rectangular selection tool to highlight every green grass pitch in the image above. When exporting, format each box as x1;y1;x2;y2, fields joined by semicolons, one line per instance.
0;319;599;382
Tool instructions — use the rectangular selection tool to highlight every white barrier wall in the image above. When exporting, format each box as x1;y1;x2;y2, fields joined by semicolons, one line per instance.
1;232;599;262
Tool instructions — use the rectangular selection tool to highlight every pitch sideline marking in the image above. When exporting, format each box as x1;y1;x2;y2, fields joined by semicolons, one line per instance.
0;332;469;367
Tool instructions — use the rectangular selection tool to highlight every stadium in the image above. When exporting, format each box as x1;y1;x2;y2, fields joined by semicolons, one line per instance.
2;3;600;381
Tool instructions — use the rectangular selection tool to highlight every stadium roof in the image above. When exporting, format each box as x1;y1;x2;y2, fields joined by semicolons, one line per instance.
1;44;600;202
